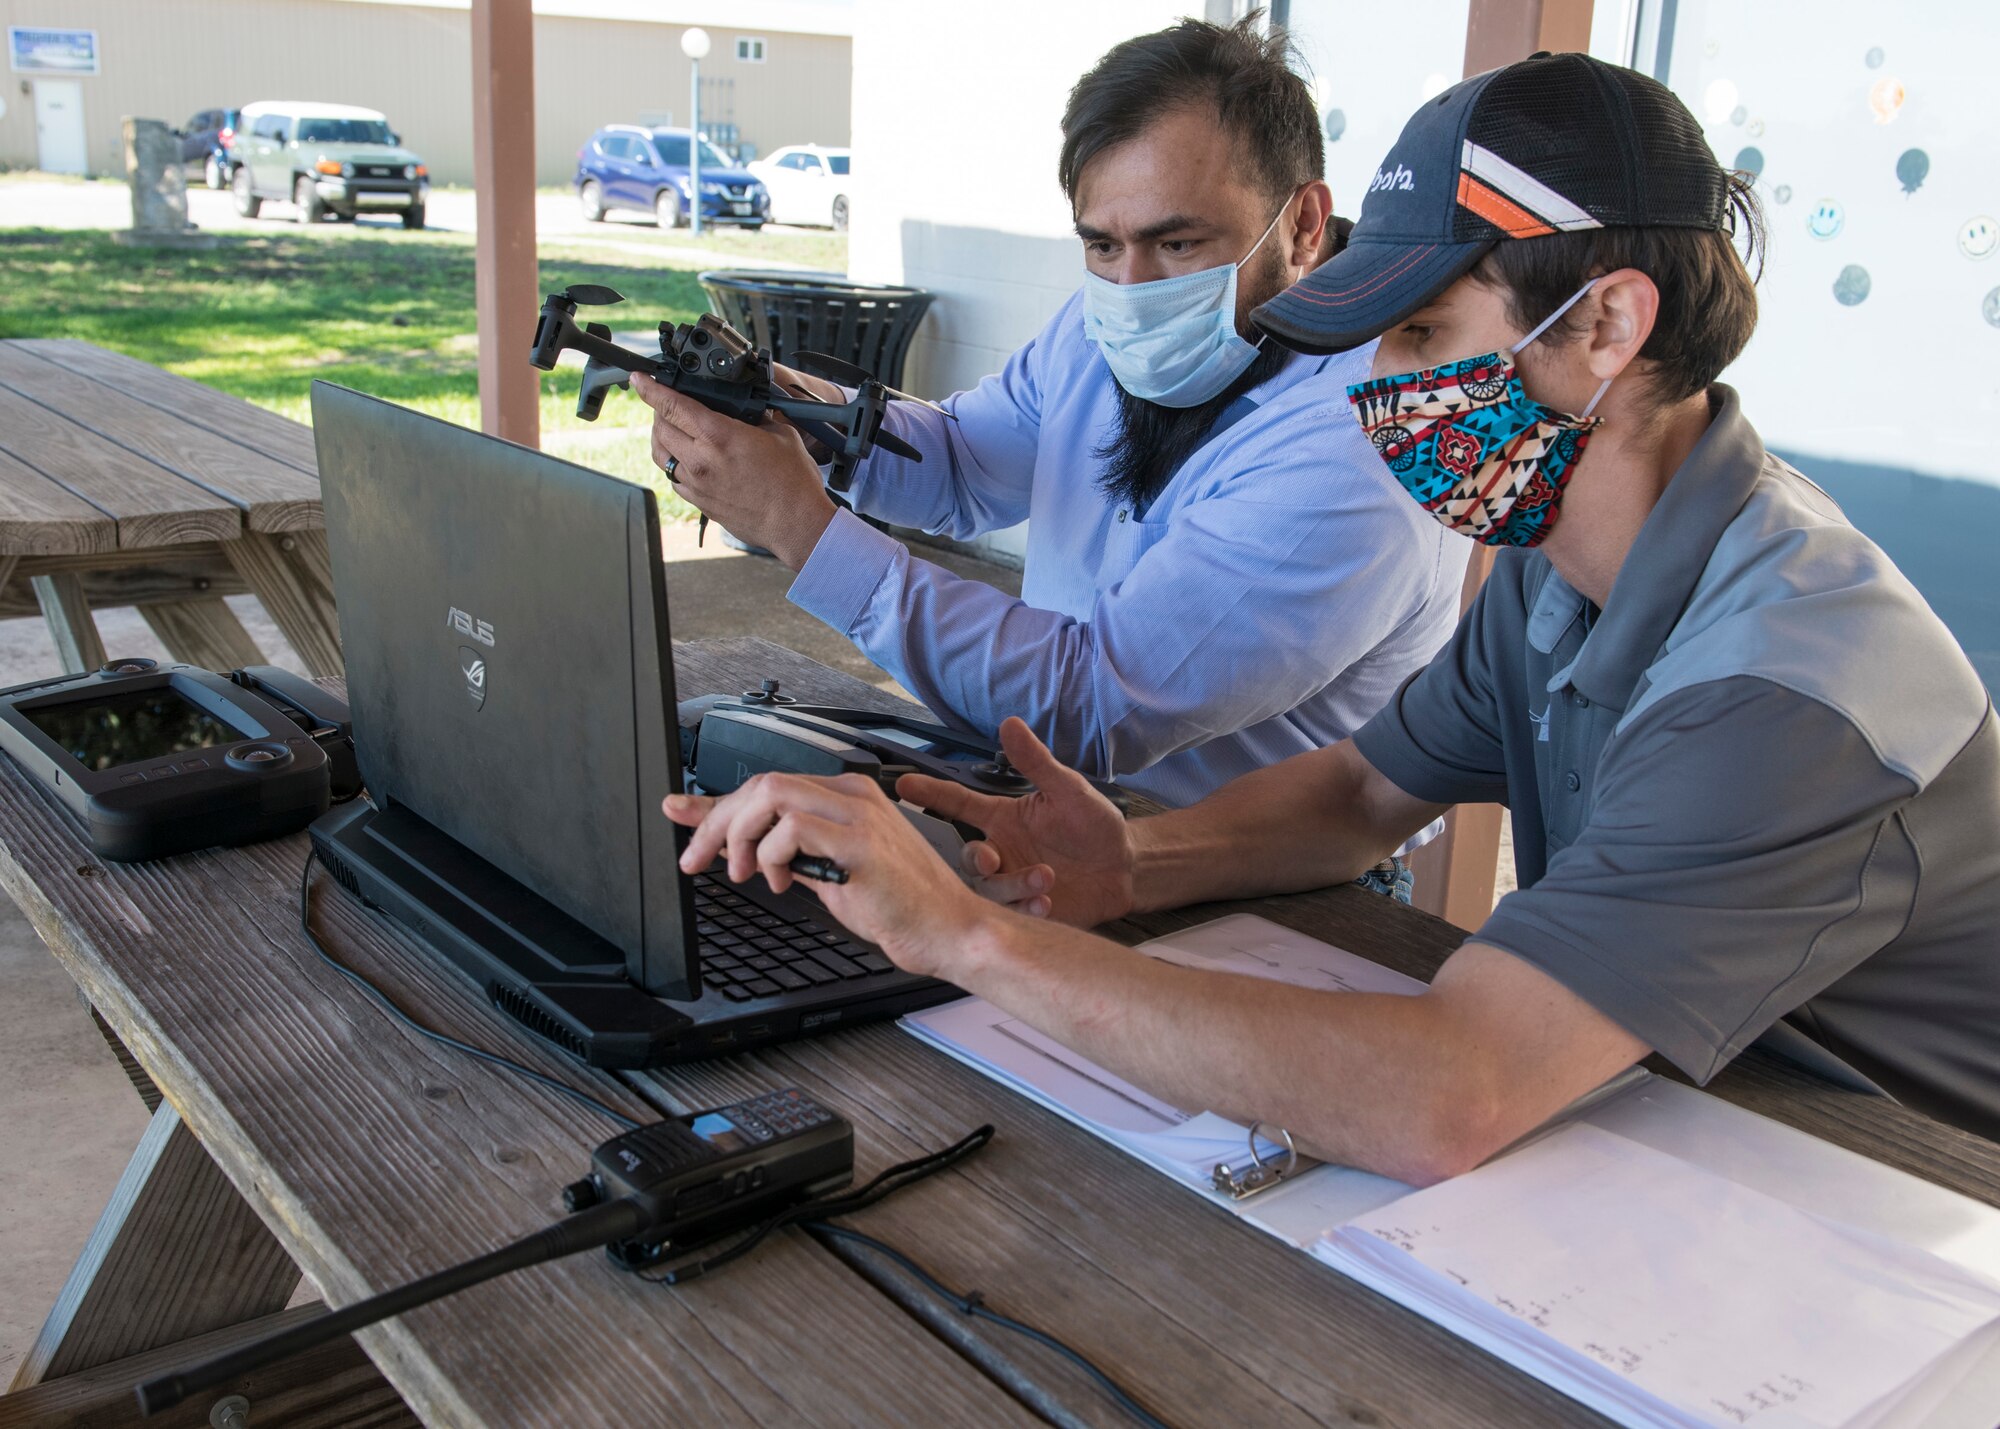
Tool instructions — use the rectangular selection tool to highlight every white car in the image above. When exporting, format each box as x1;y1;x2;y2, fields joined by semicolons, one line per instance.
747;145;851;230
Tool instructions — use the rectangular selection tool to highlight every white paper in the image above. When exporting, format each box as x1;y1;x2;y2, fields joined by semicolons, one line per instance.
1319;1124;2000;1429
1133;912;1426;996
902;914;2000;1426
904;913;1423;1186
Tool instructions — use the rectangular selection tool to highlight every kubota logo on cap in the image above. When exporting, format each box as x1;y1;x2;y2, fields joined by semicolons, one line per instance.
1370;164;1417;194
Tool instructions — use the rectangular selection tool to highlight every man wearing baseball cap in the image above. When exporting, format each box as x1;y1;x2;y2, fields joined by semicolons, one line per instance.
663;53;2000;1178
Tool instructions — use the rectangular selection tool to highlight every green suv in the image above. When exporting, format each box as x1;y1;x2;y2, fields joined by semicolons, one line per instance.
230;101;429;229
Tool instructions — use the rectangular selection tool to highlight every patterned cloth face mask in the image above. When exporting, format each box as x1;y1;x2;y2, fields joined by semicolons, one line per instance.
1345;278;1612;548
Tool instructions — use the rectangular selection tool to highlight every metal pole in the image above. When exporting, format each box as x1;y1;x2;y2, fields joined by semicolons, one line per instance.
688;58;701;237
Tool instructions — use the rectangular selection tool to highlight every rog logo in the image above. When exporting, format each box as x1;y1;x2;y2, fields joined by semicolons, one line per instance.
458;645;489;709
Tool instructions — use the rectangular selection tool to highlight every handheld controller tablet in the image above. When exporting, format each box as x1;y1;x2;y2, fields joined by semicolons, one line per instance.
0;658;334;861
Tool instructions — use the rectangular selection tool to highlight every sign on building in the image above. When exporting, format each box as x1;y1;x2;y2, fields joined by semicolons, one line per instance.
8;27;99;75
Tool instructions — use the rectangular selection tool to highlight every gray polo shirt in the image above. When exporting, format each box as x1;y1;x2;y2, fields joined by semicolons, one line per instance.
1354;385;2000;1140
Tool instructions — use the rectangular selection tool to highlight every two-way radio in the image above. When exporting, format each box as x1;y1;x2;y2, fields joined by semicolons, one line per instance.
136;1089;870;1415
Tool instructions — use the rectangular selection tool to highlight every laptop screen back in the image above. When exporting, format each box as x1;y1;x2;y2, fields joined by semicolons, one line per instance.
310;382;694;996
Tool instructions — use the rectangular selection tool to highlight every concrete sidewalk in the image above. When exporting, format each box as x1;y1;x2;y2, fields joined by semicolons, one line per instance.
0;521;1020;1385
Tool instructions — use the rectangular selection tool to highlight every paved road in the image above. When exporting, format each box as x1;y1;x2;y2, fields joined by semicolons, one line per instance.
0;178;832;268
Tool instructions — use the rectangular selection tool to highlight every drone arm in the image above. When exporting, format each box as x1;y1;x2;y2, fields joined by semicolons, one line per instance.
529;302;668;379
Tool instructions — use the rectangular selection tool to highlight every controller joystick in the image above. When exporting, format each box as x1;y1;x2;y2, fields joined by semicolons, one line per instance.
740;678;798;706
974;750;1030;789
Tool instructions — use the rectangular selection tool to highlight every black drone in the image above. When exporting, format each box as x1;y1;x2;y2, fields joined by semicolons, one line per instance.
529;284;933;492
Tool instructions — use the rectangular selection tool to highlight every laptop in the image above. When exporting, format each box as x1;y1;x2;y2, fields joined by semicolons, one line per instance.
306;381;959;1067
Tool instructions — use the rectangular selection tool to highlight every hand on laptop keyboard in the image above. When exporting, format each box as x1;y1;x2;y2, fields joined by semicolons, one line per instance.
666;772;996;983
692;873;895;1001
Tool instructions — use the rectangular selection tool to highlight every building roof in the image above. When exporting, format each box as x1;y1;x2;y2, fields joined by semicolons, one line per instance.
241;100;390;121
322;0;855;38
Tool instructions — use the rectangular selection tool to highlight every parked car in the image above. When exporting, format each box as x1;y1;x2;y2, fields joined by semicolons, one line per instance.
575;126;769;230
748;145;851;230
228;101;429;229
177;107;243;189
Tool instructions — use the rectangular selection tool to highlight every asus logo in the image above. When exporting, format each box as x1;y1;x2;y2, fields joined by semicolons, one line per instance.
447;606;495;646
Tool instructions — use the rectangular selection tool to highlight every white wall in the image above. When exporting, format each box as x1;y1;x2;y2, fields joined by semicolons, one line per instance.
846;0;1202;560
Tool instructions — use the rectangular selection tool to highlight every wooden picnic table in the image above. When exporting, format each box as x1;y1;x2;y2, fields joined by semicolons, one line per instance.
0;340;341;678
4;636;2000;1428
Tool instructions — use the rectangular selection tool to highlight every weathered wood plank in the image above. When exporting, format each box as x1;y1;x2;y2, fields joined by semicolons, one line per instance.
0;386;240;550
0;546;250;621
0;1302;416;1429
222;531;342;678
0;448;115;556
0;758;1033;1424
31;572;109;673
91;1005;165;1112
9;1103;301;1389
4;341;319;478
0;345;320;534
141;597;267;672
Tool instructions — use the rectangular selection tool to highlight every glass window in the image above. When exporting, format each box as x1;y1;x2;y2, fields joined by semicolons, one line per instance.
599;133;630;160
1281;0;1470;215
800;154;823;173
295;118;396;146
1636;0;2000;688
828;155;849;176
651;133;732;170
736;36;766;63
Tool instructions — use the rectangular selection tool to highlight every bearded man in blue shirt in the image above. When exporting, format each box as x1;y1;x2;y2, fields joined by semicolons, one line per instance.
634;18;1467;813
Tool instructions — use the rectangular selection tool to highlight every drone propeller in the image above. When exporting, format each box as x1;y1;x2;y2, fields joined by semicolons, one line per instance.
789;350;871;387
790;351;957;421
870;428;923;461
559;283;625;307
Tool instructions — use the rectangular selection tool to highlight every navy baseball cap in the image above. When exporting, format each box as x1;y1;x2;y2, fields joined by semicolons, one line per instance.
1255;52;1731;354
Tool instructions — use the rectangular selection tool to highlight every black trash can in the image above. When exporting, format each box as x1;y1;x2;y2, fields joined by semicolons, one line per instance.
698;270;935;388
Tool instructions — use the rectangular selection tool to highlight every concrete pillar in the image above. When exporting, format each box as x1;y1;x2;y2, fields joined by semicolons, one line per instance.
121;118;188;234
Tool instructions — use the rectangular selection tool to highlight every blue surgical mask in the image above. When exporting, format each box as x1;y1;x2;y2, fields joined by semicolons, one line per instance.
1081;202;1292;408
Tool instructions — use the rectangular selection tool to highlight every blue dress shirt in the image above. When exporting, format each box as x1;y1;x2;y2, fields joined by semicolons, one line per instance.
786;290;1469;808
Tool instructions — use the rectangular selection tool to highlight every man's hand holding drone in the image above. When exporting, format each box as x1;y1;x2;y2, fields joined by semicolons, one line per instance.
630;369;838;569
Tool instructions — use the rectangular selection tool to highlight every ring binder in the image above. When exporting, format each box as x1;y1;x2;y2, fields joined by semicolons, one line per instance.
1212;1121;1309;1199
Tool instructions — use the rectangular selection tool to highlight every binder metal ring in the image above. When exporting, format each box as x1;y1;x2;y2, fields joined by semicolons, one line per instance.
1248;1121;1298;1177
1212;1121;1300;1199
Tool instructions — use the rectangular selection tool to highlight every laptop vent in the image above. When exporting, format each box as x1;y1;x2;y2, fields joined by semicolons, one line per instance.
490;985;589;1059
320;849;362;897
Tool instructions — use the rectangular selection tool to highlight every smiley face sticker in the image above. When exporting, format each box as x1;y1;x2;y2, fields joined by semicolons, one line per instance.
1808;200;1844;240
1960;217;1999;261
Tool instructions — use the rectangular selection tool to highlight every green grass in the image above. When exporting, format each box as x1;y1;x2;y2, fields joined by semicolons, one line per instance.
0;222;846;513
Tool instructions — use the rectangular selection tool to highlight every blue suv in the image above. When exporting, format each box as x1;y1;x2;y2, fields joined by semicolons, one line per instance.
576;125;770;230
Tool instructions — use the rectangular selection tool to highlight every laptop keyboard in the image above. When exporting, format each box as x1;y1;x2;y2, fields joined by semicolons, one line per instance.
692;872;897;1001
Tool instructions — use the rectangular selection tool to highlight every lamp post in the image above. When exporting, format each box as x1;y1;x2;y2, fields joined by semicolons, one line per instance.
681;26;711;236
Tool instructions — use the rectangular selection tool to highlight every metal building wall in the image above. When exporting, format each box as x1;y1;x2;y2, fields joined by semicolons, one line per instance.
0;0;851;185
